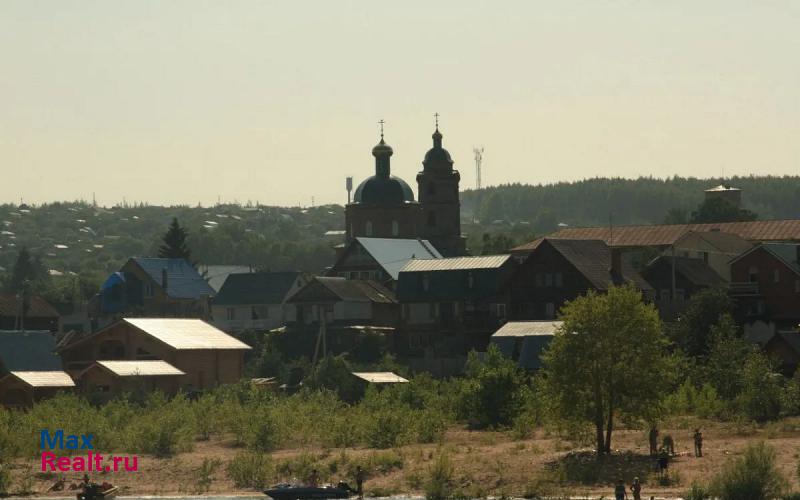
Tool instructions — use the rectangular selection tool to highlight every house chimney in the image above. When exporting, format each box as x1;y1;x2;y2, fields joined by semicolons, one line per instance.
610;247;623;280
161;268;168;293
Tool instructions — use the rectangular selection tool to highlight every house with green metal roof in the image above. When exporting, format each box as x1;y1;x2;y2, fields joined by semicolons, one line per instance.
396;255;516;357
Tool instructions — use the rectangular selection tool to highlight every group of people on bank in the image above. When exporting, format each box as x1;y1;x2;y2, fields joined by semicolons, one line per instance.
615;427;704;499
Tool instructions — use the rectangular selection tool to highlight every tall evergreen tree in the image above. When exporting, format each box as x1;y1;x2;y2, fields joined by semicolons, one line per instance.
7;247;44;293
158;218;192;261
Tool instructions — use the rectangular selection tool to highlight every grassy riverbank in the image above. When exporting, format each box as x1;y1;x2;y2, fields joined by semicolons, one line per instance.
4;417;800;498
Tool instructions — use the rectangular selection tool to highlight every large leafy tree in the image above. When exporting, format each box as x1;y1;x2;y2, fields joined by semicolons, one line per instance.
540;285;670;455
158;218;192;261
690;197;758;223
669;287;734;357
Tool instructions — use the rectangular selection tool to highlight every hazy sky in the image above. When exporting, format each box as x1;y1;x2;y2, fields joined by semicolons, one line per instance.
1;1;798;207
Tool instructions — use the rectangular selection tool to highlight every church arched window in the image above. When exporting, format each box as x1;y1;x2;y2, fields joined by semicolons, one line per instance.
391;220;399;236
365;220;373;236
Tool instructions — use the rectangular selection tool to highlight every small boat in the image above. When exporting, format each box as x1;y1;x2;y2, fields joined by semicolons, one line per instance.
264;483;352;500
77;484;118;500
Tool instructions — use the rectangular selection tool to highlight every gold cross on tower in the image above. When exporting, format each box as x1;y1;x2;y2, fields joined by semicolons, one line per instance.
434;112;440;129
378;119;385;140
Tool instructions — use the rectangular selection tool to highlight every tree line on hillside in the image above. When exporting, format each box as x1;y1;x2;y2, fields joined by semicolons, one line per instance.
462;175;800;233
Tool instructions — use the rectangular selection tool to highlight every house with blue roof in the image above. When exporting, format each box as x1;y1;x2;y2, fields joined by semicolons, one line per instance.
94;257;215;326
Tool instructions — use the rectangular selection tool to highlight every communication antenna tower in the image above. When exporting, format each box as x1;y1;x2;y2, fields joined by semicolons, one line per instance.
473;147;484;189
346;177;353;204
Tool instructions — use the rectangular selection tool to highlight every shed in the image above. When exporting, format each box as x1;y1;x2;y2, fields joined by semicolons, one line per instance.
351;371;409;384
490;320;562;370
0;370;75;407
78;360;186;398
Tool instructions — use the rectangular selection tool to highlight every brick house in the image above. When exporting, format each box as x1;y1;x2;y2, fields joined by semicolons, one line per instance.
509;239;653;320
641;256;726;320
58;318;250;390
729;243;800;329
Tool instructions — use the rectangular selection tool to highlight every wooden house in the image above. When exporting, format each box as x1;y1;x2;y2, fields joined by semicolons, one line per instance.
59;318;250;391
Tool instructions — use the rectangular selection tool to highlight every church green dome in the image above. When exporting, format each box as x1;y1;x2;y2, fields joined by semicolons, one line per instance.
353;175;415;204
353;135;415;205
422;128;454;169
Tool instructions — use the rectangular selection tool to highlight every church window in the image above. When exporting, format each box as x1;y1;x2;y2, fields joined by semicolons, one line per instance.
392;220;399;236
365;220;373;236
427;211;436;227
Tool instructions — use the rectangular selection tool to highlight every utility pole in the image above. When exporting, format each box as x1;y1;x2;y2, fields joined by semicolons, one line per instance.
473;147;484;189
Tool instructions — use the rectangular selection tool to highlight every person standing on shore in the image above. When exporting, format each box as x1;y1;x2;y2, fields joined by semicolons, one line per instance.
693;429;703;457
630;477;642;500
648;426;659;456
614;478;627;500
355;466;365;499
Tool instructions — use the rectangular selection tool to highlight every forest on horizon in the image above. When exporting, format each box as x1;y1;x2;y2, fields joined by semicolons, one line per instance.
1;175;799;306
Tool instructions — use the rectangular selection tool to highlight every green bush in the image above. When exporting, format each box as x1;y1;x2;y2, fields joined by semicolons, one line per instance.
736;353;783;423
710;442;788;500
685;482;711;500
227;451;273;489
424;452;454;500
0;460;11;495
365;410;409;449
415;409;448;444
248;408;280;452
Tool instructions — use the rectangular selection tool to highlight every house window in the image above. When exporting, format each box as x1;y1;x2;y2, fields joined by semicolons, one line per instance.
748;266;759;282
545;302;555;319
534;273;543;286
251;306;259;320
144;283;153;298
391;220;399;236
774;269;780;283
492;303;507;318
545;273;553;286
467;272;475;288
226;307;235;320
554;273;563;287
427;211;436;227
365;220;373;236
422;274;430;291
349;271;358;280
136;347;158;360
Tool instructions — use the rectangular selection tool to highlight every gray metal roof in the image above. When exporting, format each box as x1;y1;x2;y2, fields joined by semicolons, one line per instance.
199;265;252;292
6;371;75;388
94;360;185;377
401;255;510;272
123;318;251;350
351;371;409;383
492;321;563;338
355;238;442;279
0;330;63;371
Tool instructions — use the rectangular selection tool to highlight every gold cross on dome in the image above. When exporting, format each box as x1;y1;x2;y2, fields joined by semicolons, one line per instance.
378;119;385;139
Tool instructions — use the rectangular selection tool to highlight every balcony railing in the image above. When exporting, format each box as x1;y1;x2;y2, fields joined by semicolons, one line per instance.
729;282;760;295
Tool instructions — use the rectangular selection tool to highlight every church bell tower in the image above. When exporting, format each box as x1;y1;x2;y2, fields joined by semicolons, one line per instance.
416;115;466;256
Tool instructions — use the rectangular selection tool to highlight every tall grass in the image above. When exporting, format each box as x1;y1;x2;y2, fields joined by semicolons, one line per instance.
710;442;788;500
0;377;460;460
